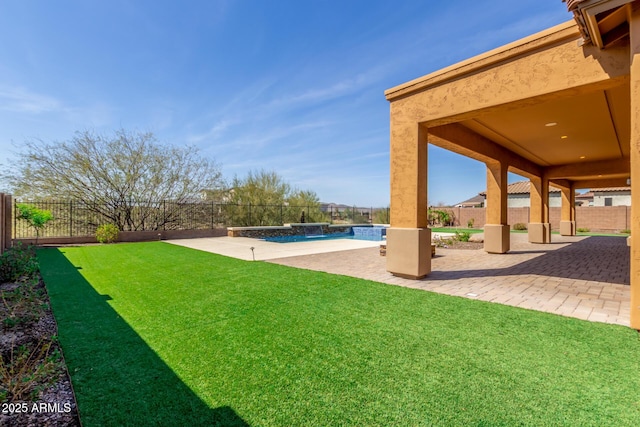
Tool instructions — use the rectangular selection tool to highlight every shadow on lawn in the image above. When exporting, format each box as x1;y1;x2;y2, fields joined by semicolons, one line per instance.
38;248;250;427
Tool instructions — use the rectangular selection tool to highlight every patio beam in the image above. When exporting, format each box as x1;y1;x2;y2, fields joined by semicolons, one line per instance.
571;177;631;189
428;124;542;178
545;158;630;179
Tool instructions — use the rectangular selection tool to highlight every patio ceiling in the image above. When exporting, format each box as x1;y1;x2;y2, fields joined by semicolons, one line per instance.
458;81;630;180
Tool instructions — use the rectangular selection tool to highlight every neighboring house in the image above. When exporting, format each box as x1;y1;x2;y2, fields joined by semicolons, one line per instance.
455;194;484;208
592;187;631;206
576;191;593;207
475;181;563;208
461;183;631;208
572;187;630;207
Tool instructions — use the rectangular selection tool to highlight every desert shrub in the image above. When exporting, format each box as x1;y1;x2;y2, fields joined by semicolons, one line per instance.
467;218;475;228
620;229;631;234
0;243;39;283
432;235;454;248
512;223;528;231
95;224;120;244
0;338;61;401
577;227;590;233
455;230;472;242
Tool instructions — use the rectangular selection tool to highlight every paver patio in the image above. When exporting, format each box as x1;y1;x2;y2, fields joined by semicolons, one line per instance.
267;233;631;327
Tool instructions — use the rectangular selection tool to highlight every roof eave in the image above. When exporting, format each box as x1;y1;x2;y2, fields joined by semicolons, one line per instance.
385;21;579;101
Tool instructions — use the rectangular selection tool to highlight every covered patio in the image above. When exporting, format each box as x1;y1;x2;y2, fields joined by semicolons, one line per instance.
384;0;639;328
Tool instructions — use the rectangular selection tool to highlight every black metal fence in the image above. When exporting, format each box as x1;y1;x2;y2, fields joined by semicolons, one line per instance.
13;199;390;239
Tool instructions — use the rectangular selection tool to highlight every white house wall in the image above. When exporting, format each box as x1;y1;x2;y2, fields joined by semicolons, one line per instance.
593;192;631;206
502;193;562;208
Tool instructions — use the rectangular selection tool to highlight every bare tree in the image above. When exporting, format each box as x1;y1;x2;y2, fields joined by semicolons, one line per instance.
3;129;223;231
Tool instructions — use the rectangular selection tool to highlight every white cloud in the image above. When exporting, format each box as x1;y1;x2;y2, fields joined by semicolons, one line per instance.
0;86;62;114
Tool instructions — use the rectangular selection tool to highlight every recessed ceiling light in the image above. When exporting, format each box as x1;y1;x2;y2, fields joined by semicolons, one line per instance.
545;122;557;127
561;135;568;139
580;156;586;159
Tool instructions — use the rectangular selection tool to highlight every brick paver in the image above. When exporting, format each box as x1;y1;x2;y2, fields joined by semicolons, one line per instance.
268;234;631;327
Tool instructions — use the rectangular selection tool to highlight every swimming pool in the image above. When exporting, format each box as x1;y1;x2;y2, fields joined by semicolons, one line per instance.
263;233;352;243
262;230;385;243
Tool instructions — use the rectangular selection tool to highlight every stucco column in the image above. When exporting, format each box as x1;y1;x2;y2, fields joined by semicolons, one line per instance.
629;3;640;329
559;183;576;236
484;161;510;253
386;117;430;279
528;176;551;243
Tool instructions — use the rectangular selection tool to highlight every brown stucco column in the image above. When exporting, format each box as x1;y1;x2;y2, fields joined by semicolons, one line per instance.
629;3;640;329
559;182;576;236
386;118;430;279
528;176;551;243
484;161;510;253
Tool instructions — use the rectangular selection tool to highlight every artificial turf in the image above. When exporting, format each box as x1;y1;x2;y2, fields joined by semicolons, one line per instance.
38;242;640;426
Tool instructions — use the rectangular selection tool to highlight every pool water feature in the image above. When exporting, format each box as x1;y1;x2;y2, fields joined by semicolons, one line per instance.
262;226;387;243
303;224;324;237
352;226;386;241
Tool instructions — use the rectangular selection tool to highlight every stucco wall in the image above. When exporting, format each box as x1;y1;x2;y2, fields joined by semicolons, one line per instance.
13;228;229;246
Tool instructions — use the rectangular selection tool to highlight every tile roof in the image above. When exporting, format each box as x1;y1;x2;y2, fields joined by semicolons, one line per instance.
592;187;631;192
456;194;485;206
478;181;561;196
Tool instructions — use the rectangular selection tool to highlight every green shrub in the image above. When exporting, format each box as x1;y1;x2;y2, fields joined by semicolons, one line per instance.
15;204;54;245
96;224;120;244
0;243;39;283
512;223;528;231
577;227;590;233
621;229;631;234
454;230;471;242
467;218;475;228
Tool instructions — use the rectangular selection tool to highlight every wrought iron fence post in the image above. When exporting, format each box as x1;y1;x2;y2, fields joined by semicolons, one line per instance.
69;200;73;237
163;200;166;231
249;202;252;226
280;204;283;225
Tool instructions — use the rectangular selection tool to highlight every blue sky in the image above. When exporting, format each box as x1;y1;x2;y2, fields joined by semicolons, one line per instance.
0;1;572;206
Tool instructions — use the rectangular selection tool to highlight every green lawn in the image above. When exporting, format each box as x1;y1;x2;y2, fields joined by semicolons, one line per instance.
38;242;640;426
